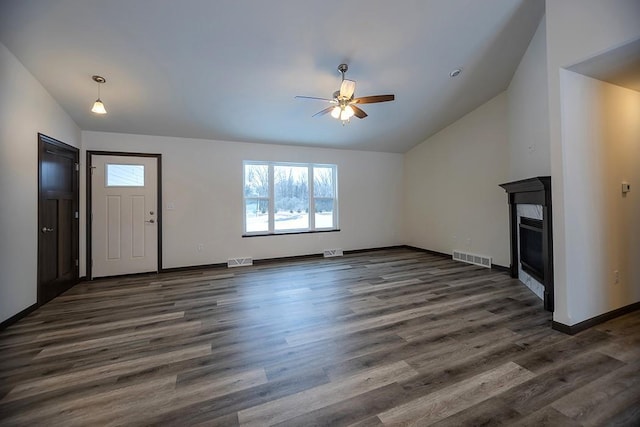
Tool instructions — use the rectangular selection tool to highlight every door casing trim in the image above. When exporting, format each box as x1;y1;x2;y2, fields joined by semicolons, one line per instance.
86;151;163;279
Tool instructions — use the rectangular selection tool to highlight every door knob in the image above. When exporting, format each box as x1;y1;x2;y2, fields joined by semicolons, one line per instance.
145;219;155;224
41;227;54;233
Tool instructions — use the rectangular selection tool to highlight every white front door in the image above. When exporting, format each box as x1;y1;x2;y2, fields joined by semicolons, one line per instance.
91;154;158;278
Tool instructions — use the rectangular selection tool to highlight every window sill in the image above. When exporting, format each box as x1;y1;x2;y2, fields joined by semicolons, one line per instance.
242;229;340;238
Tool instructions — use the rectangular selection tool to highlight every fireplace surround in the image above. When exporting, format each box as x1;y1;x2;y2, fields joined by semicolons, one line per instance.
500;177;553;311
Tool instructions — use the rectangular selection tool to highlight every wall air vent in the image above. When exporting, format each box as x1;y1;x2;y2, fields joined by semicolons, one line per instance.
452;250;491;268
227;257;253;268
323;248;343;258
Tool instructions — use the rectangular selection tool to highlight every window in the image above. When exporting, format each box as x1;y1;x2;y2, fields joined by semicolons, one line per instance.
106;164;145;187
244;163;269;233
243;161;338;235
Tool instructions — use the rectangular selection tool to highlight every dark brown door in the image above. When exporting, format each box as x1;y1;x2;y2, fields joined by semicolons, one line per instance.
38;134;79;304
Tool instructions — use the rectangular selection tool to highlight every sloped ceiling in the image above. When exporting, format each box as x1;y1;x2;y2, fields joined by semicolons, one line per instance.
0;0;544;153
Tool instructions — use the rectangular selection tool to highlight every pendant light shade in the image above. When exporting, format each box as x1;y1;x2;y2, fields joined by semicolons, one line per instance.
91;75;107;115
91;99;107;114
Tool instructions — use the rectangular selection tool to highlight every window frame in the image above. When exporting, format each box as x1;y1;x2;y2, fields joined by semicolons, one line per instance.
243;161;338;236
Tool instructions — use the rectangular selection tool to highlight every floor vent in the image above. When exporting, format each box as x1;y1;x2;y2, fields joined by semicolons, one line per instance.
227;257;253;268
323;248;344;258
452;250;491;268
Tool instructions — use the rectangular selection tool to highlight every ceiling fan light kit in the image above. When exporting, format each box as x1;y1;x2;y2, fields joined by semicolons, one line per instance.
296;63;395;125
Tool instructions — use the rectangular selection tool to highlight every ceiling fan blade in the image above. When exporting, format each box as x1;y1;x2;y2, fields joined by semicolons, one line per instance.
295;96;336;102
312;106;336;117
351;105;368;119
353;94;395;104
340;79;356;99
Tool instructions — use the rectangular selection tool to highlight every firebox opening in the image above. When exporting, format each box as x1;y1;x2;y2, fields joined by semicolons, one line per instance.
520;217;544;283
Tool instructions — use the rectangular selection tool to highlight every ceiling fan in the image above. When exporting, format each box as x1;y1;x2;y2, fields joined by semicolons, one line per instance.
295;64;395;123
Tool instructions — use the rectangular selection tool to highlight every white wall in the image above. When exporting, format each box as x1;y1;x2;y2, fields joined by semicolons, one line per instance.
0;42;81;323
546;0;640;325
507;15;550;180
403;93;510;267
81;132;404;269
560;71;640;324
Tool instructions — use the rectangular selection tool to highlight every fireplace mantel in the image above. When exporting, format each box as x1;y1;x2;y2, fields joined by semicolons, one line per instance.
500;177;553;311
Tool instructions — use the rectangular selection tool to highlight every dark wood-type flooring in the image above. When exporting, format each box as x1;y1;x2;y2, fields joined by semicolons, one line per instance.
1;248;639;426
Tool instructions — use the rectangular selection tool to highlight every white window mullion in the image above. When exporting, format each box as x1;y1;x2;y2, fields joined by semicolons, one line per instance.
243;199;248;234
268;164;275;233
309;166;315;231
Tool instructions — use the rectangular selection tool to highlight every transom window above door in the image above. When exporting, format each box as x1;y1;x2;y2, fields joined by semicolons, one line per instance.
106;164;145;187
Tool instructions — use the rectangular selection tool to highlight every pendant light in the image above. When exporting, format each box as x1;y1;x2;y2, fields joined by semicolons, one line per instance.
91;75;107;114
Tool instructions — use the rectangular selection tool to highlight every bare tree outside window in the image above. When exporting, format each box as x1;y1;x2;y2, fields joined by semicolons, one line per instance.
274;165;309;231
244;164;269;232
314;166;334;229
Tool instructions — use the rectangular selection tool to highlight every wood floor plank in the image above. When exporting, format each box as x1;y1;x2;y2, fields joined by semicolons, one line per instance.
377;361;535;426
514;328;612;374
2;344;211;402
272;382;408;427
237;360;418;426
347;278;423;295
551;360;640;426
1;375;178;427
428;396;522;427
497;351;626;416
149;273;235;285
143;370;332;425
1;248;638;425
33;320;203;359
597;334;640;363
285;288;520;347
511;406;583;427
34;311;186;342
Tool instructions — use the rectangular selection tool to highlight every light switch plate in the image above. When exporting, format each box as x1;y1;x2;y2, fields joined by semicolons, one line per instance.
622;182;630;193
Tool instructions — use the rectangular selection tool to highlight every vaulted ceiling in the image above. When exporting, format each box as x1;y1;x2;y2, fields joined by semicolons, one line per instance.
0;0;544;152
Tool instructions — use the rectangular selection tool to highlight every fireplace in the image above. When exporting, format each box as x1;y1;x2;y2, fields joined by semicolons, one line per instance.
499;177;553;312
519;217;543;282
